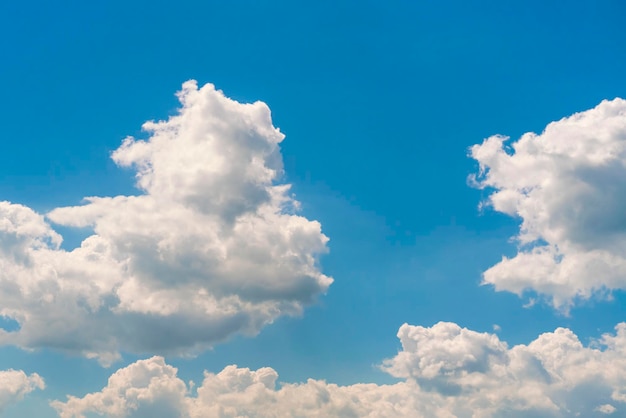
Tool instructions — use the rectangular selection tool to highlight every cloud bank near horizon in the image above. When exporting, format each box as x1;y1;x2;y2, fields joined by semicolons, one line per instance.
470;98;626;309
0;81;332;364
52;322;626;418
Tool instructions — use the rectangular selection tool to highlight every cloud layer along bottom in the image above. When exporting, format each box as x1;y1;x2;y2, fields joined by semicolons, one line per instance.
52;321;626;418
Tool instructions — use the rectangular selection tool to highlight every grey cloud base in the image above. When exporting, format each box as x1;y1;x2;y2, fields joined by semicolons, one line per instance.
52;322;626;418
0;81;332;363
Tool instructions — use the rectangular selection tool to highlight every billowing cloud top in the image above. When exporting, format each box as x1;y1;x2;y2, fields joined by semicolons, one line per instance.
470;98;626;309
0;81;332;364
52;321;626;417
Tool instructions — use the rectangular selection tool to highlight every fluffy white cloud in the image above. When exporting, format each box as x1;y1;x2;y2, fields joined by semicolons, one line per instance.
51;357;186;418
469;98;626;308
52;322;626;418
382;321;626;417
0;369;44;413
0;81;332;363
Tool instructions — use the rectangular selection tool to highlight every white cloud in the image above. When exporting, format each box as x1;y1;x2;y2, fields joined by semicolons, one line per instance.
0;369;44;413
52;322;626;417
469;98;626;309
382;321;626;417
51;357;186;418
0;81;332;363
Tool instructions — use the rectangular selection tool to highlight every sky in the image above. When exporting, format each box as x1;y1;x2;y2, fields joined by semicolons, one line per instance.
1;1;626;417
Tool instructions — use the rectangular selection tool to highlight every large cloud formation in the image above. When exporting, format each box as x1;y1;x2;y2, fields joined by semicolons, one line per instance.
0;81;332;364
470;98;626;309
52;322;626;418
0;369;44;413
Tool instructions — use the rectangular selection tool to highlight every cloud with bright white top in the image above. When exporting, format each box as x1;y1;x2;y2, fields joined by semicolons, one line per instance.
0;81;332;364
52;321;626;418
470;98;626;309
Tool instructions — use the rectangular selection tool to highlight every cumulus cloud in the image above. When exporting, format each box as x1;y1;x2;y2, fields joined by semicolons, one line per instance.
0;81;332;363
0;369;44;413
52;322;626;418
382;321;626;417
469;98;626;308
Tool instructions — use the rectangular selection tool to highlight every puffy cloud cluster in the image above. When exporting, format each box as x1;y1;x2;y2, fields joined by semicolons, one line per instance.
52;322;626;418
0;81;332;363
0;369;44;413
470;98;626;308
53;357;421;418
382;321;626;416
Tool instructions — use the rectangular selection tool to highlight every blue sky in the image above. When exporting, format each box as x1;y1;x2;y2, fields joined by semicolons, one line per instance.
1;1;626;417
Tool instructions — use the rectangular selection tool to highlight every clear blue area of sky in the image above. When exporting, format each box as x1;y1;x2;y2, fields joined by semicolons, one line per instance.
1;1;625;416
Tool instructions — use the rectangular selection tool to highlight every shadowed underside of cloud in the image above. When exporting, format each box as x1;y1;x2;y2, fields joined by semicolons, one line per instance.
0;81;332;364
52;322;626;418
470;98;626;309
0;369;44;413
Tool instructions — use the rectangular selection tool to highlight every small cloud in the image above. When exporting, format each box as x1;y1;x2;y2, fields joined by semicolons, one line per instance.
0;369;44;413
523;298;537;309
596;404;617;414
